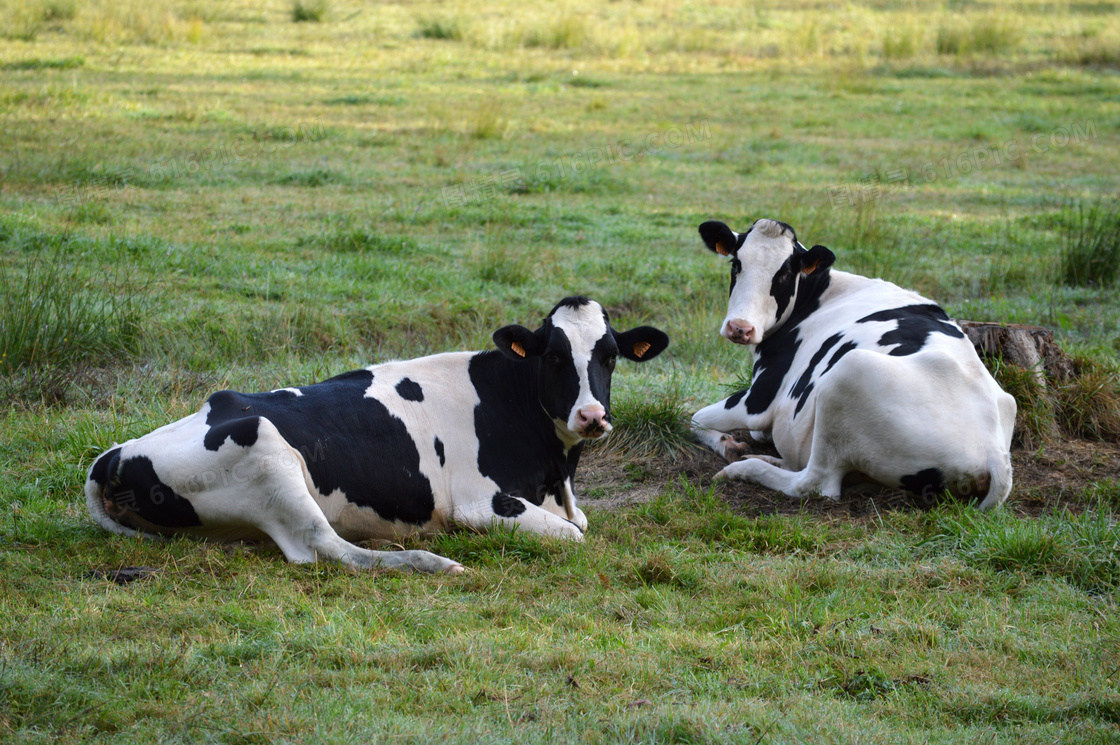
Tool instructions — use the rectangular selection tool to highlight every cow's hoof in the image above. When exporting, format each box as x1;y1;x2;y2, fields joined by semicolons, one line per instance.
719;435;749;461
445;563;466;575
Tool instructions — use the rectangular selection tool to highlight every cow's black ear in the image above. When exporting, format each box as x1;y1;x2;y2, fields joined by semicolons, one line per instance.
699;221;739;257
493;325;545;361
614;326;669;363
793;244;835;276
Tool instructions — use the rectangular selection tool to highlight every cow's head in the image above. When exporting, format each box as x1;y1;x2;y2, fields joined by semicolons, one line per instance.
699;218;835;345
493;297;669;444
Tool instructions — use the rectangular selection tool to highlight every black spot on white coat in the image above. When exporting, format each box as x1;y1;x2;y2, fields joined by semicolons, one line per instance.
203;415;260;452
108;455;204;530
856;304;965;356
396;378;424;402
788;333;844;416
492;492;527;518
899;468;947;498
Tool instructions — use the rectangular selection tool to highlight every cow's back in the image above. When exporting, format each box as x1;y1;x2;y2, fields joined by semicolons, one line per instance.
760;272;1006;471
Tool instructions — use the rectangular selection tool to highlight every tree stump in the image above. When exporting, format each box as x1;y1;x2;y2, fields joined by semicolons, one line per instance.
956;321;1077;385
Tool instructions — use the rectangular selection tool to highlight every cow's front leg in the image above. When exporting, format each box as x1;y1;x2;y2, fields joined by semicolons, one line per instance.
692;395;766;461
454;493;585;540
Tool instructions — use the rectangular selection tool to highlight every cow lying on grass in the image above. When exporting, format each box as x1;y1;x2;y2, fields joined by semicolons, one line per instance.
86;297;669;573
691;218;1016;508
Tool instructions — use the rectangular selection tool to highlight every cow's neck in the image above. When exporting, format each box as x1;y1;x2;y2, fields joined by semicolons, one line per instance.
469;350;584;502
472;350;581;457
756;267;833;353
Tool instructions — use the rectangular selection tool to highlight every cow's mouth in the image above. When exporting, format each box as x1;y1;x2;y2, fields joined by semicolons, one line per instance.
580;421;611;439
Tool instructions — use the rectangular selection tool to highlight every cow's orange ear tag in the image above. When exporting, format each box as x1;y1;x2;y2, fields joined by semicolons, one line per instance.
633;341;652;358
715;242;732;257
511;342;527;358
800;260;819;275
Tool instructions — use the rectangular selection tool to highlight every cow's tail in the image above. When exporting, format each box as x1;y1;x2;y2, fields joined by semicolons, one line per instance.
84;448;139;537
976;451;1013;510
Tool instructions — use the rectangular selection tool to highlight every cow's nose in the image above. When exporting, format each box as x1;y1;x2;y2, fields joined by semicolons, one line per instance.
723;320;755;345
575;405;611;438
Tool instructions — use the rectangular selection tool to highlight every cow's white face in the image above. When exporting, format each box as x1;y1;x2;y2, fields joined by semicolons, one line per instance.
492;297;669;445
548;301;613;440
699;218;835;346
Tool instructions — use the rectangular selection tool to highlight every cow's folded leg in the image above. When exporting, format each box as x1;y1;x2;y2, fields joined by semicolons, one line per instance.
259;494;463;574
715;456;843;500
691;397;762;462
693;426;750;461
453;493;585;540
222;450;463;574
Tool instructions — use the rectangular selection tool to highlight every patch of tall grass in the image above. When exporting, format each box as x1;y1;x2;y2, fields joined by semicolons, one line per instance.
467;100;511;140
919;502;1120;592
416;15;469;41
881;25;920;61
1059;33;1120;68
988;358;1057;449
986;353;1120;445
42;0;76;21
291;0;328;23
1060;197;1120;288
0;243;149;403
936;14;1022;57
69;0;202;43
0;1;45;40
592;380;700;461
520;14;589;51
1054;356;1120;441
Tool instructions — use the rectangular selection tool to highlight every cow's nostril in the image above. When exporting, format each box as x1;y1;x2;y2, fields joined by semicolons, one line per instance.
723;320;754;344
576;405;609;436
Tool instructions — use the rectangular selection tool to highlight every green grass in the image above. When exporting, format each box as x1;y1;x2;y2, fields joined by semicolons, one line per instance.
1061;197;1120;288
591;379;701;461
1;0;1119;740
416;15;469;42
290;0;328;24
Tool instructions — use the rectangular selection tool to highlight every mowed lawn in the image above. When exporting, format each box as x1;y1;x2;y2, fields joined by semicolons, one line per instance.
1;0;1119;742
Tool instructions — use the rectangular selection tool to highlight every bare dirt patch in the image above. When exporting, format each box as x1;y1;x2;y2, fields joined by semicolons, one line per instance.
580;439;1120;518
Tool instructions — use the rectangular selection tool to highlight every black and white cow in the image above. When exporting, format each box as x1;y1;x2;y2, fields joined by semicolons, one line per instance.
85;297;669;573
691;218;1016;508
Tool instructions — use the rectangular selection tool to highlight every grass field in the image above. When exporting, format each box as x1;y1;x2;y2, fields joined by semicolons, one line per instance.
2;0;1119;741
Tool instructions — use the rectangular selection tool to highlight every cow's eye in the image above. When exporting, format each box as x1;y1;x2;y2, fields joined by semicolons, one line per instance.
605;355;617;373
545;352;562;366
